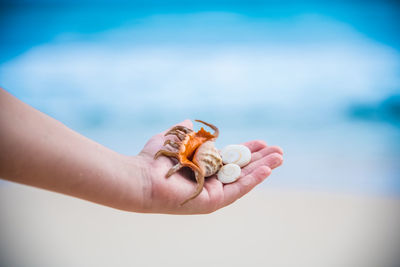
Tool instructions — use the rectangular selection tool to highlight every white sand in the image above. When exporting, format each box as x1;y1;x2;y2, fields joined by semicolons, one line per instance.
1;182;399;267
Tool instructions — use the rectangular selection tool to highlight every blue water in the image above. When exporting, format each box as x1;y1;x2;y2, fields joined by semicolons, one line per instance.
1;1;399;195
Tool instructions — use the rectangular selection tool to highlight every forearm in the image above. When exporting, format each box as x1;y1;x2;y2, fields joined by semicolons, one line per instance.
0;88;143;210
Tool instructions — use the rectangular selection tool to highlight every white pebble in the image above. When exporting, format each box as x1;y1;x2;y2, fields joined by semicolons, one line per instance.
220;144;251;167
217;163;241;184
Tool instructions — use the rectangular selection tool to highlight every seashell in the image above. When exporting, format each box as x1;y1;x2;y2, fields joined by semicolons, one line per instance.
193;141;223;177
220;144;251;167
217;163;241;184
154;120;223;205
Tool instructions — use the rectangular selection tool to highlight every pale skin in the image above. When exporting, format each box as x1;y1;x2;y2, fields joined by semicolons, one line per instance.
0;88;283;214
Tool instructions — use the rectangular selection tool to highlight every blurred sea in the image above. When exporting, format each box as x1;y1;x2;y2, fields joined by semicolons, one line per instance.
1;0;399;195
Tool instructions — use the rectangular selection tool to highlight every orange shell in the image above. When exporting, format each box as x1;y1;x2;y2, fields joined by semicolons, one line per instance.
154;120;220;205
177;127;216;168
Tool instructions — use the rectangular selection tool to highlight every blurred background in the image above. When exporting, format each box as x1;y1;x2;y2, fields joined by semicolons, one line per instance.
1;0;399;266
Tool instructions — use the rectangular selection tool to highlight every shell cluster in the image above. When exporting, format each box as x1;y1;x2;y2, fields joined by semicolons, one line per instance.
154;120;252;205
217;144;252;184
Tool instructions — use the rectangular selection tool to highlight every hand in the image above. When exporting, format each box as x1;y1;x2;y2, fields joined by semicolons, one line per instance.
136;119;283;214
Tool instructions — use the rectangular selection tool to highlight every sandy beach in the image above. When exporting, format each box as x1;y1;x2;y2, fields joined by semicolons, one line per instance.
1;182;399;267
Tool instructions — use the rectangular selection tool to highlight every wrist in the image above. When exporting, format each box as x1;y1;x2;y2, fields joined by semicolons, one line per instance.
117;154;152;212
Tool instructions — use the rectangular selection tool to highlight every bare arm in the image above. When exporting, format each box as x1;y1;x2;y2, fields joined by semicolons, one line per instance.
0;88;283;214
0;88;144;211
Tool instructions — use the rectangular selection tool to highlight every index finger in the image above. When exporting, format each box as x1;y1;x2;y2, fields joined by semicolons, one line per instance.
242;140;268;153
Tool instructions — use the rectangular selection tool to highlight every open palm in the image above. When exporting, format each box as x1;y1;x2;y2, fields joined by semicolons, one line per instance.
137;119;283;214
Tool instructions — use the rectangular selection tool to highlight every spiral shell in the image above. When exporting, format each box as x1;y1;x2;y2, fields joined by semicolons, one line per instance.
217;163;241;184
193;141;223;177
220;144;251;167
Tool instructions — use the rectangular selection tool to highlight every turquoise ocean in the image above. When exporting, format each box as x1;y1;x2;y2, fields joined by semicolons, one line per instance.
1;0;399;195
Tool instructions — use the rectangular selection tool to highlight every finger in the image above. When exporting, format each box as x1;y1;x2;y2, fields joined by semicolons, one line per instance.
242;140;267;153
222;166;271;207
241;152;283;176
251;146;283;162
